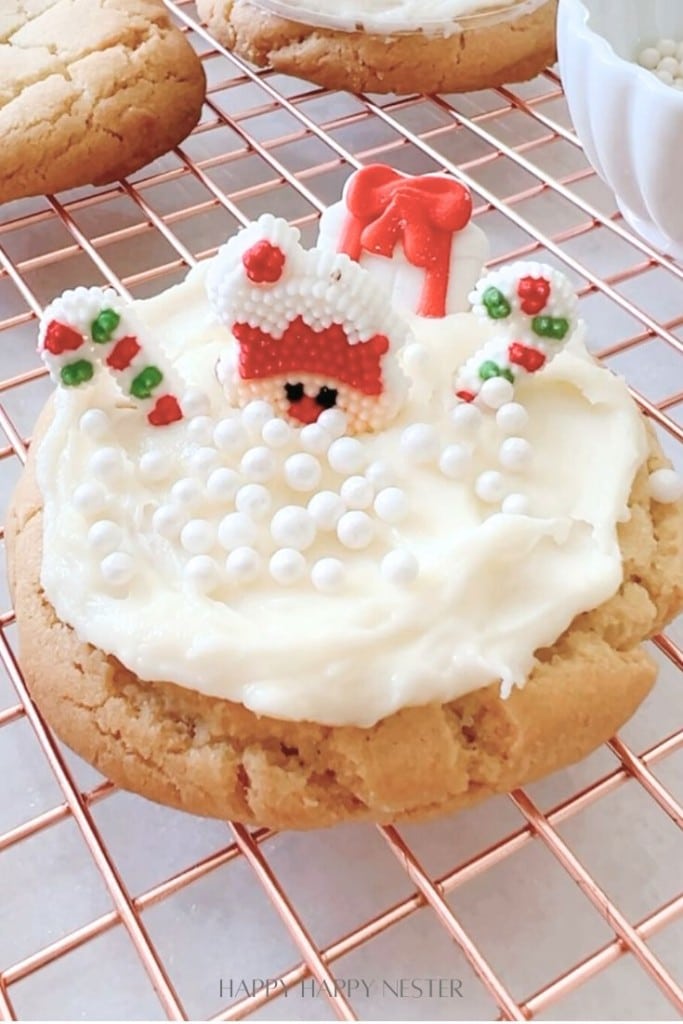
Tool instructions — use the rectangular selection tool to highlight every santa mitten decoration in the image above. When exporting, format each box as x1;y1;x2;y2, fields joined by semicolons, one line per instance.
454;262;579;405
317;163;489;318
206;214;409;434
39;287;185;427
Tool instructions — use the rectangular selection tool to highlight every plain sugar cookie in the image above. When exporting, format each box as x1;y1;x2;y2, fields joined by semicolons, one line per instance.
196;0;558;95
0;0;206;203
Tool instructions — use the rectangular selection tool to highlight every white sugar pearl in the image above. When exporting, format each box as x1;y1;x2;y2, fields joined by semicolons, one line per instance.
502;493;530;515
638;46;661;70
89;447;124;482
180;519;216;555
73;482;107;516
206;467;240;503
269;548;306;586
439;444;471;480
374;487;408;524
451;402;483;436
499;437;533;472
240;446;277;482
152;504;184;537
311;558;345;593
328;437;366;475
381;549;419;586
241;400;274;436
188;446;220;476
299;423;332;454
480;376;514;410
184;555;220;593
171;477;202;506
271;506;316;551
402;342;430;378
496;402;529;435
226;546;262;583
401;423;439;464
181;388;211;418
262;417;292;449
235;483;272;520
337;510;374;550
657;69;675;85
87;520;123;554
101;552;134;587
365;460;395;490
79;409;110;439
649;468;683;503
317;408;348;439
285;453;322;492
475;470;506;504
658;38;677;57
218;512;257;551
307;490;346;531
214;417;247;453
139;450;172;482
187;415;214;444
341;475;374;510
658;55;679;75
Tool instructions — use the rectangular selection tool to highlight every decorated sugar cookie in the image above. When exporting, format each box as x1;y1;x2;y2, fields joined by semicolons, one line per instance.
317;164;489;318
206;214;410;434
39;287;185;427
454;262;580;405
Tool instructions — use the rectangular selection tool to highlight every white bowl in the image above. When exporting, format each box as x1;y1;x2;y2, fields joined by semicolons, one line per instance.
558;0;683;258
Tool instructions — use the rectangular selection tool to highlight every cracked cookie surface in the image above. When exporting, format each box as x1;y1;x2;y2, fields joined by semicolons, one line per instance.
0;0;205;203
6;403;682;829
197;0;557;95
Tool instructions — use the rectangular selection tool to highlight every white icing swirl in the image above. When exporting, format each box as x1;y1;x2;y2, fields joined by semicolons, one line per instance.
37;263;648;728
252;0;544;36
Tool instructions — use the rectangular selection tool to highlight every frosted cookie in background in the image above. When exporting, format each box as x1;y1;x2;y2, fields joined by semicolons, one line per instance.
196;0;558;94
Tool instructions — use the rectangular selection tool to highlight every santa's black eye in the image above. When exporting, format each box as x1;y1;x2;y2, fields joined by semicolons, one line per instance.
315;386;338;409
285;382;304;402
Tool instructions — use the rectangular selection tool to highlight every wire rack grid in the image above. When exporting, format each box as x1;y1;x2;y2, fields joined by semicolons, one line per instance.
0;3;682;1020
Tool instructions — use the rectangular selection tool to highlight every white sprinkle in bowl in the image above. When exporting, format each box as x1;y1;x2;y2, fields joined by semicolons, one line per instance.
558;0;683;258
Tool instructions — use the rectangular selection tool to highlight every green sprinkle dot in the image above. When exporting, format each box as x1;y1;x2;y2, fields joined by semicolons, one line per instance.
130;365;163;399
91;308;120;344
482;286;511;320
60;359;94;387
479;360;501;381
532;315;570;341
500;367;515;384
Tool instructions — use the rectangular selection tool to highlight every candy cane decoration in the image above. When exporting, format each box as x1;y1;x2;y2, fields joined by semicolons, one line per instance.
39;286;184;426
454;262;579;403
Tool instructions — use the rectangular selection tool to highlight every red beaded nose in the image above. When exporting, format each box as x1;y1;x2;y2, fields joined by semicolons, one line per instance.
288;394;322;424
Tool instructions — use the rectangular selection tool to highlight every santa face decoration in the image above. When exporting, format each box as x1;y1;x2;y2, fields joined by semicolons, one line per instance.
206;215;409;435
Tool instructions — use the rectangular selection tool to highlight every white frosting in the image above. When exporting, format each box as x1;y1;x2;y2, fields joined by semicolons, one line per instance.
253;0;541;36
37;263;649;728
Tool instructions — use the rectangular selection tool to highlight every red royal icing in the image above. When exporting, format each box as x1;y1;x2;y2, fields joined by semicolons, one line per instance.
233;316;388;396
148;394;183;426
106;335;141;371
243;241;286;284
517;276;550;315
337;164;472;319
456;389;476;403
508;341;546;373
43;320;84;356
288;394;323;425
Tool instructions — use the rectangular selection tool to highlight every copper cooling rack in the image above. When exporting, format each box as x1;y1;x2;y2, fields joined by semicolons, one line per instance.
0;3;682;1020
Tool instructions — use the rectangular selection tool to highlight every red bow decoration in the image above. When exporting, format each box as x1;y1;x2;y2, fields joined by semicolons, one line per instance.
338;164;473;318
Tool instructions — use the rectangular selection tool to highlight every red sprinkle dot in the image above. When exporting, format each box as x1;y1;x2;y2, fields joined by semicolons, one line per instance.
243;241;286;284
517;276;551;316
106;335;140;371
456;389;476;403
43;320;84;356
508;341;546;372
148;394;183;426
